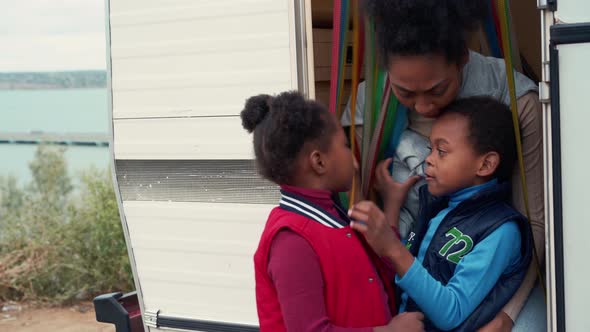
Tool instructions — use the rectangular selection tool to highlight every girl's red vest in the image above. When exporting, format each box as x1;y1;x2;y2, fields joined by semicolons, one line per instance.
254;206;396;331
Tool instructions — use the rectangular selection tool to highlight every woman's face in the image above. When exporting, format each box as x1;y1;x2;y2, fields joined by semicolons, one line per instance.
387;54;465;118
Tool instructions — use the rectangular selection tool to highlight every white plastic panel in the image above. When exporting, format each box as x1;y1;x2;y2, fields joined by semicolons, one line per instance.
556;0;590;24
113;117;252;160
109;0;297;119
123;201;270;324
111;73;289;120
557;43;590;331
107;0;299;329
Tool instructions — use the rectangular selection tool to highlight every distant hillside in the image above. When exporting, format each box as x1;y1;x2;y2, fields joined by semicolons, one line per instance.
0;71;106;89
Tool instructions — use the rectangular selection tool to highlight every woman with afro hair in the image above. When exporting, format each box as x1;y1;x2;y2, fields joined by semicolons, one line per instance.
340;1;545;331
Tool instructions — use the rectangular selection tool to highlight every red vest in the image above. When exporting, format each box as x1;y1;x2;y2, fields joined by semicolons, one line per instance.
254;206;396;332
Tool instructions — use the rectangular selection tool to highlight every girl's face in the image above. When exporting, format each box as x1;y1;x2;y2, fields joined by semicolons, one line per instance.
387;54;465;118
323;116;355;193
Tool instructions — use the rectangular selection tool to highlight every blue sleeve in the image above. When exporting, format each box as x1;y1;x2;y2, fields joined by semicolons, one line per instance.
396;221;521;330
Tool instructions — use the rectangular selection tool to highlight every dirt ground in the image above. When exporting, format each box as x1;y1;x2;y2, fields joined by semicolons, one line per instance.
0;302;115;332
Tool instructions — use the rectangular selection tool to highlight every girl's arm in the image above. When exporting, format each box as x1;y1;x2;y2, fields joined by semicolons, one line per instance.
268;230;374;332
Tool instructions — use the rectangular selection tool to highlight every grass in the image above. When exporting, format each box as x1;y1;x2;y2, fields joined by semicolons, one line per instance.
0;145;133;304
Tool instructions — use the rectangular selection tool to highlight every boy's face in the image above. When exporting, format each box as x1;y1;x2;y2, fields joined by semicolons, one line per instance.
424;113;484;196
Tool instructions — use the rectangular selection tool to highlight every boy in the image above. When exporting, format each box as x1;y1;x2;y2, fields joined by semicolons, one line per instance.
349;96;533;331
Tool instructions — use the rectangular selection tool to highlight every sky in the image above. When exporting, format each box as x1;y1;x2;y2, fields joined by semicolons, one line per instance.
0;0;107;72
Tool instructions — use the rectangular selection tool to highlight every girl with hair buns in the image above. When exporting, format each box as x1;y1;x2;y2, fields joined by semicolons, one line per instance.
243;91;424;332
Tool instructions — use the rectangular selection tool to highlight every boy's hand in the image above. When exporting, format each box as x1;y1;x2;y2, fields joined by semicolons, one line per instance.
374;158;421;209
374;312;425;332
349;201;399;257
350;200;415;276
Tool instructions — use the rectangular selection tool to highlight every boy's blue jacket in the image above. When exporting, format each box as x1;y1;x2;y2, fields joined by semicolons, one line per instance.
404;181;533;332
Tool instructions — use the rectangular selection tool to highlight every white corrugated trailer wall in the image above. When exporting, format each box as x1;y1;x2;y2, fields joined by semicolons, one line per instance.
106;0;301;329
547;0;590;331
554;41;590;332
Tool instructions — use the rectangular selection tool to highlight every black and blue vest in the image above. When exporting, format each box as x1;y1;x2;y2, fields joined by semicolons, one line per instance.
404;182;533;332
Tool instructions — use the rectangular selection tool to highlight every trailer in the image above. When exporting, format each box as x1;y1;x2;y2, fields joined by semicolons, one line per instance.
94;0;590;331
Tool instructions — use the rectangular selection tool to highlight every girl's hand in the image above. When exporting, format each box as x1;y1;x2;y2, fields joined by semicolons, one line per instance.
374;158;421;209
349;200;399;257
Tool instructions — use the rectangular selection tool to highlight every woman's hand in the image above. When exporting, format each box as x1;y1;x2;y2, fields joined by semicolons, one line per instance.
374;312;425;332
374;158;421;209
476;311;514;332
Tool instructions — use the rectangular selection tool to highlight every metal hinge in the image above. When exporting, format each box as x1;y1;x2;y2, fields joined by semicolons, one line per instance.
538;0;557;11
144;309;160;328
539;61;551;104
539;82;551;104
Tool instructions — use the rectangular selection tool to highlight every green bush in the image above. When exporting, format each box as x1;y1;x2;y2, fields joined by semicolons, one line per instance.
0;145;134;304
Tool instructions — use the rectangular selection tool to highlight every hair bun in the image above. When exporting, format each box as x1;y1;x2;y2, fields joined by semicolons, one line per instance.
241;94;272;133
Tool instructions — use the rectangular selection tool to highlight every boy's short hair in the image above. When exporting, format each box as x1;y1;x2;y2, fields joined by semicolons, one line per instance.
441;96;517;181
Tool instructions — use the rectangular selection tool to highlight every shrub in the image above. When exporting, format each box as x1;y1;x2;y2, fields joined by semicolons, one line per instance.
0;145;133;304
